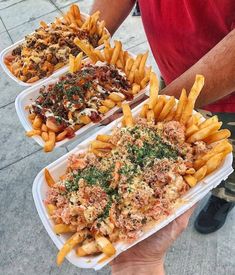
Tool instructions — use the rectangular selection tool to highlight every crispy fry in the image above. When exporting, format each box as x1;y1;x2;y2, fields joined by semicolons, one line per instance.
98;105;110;114
138;51;149;79
158;96;175;121
56;130;68;142
95;236;116;256
101;99;116;108
91;140;113;150
194;165;207;181
54;224;76;234
77;240;100;256
153;97;165;120
122;103;134;127
44;131;56;152
33;115;43;129
109;92;125;102
41;132;49;142
203;129;231;144
140;66;151;89
45;168;56;187
148;72;159;109
140;103;149;118
147;109;155;122
74;52;83;72
69;54;75;73
57;230;88;266
79;115;92;124
26;129;41;137
206;153;224;175
110;41;122;65
187;122;222;143
185;124;199;138
198;115;218;130
46;204;56;215
175;88;187;121
96;134;111;142
132;83;141;95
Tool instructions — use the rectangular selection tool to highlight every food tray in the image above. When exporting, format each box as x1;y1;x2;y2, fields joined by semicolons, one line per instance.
15;53;149;149
0;13;109;87
32;98;234;270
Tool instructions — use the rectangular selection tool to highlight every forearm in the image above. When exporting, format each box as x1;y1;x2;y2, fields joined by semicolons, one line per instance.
112;261;165;275
162;29;235;108
91;0;136;35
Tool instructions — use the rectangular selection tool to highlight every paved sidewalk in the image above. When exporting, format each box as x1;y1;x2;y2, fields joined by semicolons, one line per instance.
0;1;234;275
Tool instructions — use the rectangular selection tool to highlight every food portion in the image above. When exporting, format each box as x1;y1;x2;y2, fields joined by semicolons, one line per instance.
3;4;109;83
43;74;232;265
26;42;151;152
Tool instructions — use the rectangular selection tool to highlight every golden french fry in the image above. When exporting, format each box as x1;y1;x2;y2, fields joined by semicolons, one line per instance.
98;105;110;114
77;240;100;256
186;113;202;128
122;103;134;127
158;96;175;121
185;124;199;138
124;57;134;76
44;131;56;152
41;123;48;132
140;104;149;118
45;168;55;187
132;83;141;95
164;107;176;122
46;204;56;215
57;230;88;266
194;165;207;181
33;115;43;129
91;140;113;150
109;92;125;102
91;148;110;157
98;34;110;45
104;40;111;62
134;69;142;84
184;175;197;187
74;38;98;63
96;134;111;142
206;153;224;175
198;115;218;130
54;224;76;234
187;122;222;143
41;132;49;142
56;130;68;142
74;52;83;72
69;54;75;73
140;66;151;89
148;72;159;109
110;41;122;65
28;113;36;121
147;109;155;122
26;129;41;137
95;236;116;256
175;88;187;121
98;20;105;36
79;115;91;124
101;99;116;108
185;168;196;174
94;50;105;62
138;51;149;79
153;97;165;120
203;129;231;144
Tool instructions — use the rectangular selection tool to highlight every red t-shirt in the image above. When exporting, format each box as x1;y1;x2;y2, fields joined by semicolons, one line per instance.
138;0;235;113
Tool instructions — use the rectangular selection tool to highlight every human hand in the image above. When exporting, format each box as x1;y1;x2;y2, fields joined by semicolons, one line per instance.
111;206;196;275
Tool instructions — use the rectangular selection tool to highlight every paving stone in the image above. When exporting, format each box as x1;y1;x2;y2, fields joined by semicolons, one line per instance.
60;0;93;15
0;17;6;33
52;0;83;9
0;0;56;30
0;0;23;11
0;69;24;108
8;10;60;42
0;103;42;169
0;31;12;51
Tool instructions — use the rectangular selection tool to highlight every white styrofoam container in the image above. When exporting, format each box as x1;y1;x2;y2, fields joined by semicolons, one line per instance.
15;54;149;149
0;13;109;87
32;98;234;270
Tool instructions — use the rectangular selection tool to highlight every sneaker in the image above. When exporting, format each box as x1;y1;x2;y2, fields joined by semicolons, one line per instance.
194;195;234;234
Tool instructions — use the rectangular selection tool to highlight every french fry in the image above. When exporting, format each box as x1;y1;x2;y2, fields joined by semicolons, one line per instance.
74;38;98;63
124;57;134;77
198;115;218;130
33;115;43;129
138;51;149;79
140;104;149;118
104;41;111;62
110;41;122;65
98;105;110;114
184;175;197;187
74;52;83;72
185;168;196;174
147;109;155;122
56;130;68;142
153;97;165;119
128;54;142;83
185;124;199;138
28;113;36;121
79;115;91;124
203;129;231;144
91;140;113;150
96;134;111;142
42;132;49;142
77;241;100;256
69;54;75;73
46;204;56;215
101;99;116;108
206;153;224;175
132;83;140;95
98;33;110;45
109;92;125;102
186;113;202;128
91;148;110;157
122;103;134;127
44;131;56;152
158;96;175;121
140;66;151;89
175;88;187;121
194;165;207;181
41;124;48;132
164;107;176;121
187;122;222;143
95;236;116;256
148;72;159;109
45;168;55;187
57;230;88;266
26;129;41;137
54;224;76;234
94;49;105;62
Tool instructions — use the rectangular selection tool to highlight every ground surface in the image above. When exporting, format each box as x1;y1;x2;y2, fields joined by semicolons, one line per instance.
0;1;234;274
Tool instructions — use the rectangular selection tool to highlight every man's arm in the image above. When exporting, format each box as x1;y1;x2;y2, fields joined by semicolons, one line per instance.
162;29;235;107
91;0;136;35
